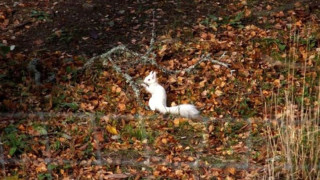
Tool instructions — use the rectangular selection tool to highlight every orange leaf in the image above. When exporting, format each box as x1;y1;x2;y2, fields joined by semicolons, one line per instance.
175;169;183;176
36;162;47;173
161;138;167;144
187;156;194;161
173;118;180;127
226;167;236;175
94;132;104;142
118;103;126;111
273;79;281;88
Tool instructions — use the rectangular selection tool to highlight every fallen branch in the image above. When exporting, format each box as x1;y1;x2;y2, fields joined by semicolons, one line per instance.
82;45;228;74
107;56;144;108
80;12;229;108
81;45;229;109
14;20;32;29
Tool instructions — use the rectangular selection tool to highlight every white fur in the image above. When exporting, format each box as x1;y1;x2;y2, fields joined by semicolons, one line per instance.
142;71;199;118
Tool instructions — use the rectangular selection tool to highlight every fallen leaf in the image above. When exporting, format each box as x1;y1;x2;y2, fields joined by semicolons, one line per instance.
266;5;272;10
173;118;180;127
273;79;281;88
175;169;183;176
94;131;104;142
106;125;118;135
105;174;129;178
36;162;47;173
226;167;236;175
187;156;194;161
118;103;126;111
215;90;223;96
161;138;167;144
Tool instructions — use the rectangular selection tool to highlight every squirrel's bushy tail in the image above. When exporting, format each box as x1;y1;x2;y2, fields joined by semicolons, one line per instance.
166;104;199;118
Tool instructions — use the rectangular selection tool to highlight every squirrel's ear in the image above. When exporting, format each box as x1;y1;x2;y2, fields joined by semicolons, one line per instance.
153;71;157;79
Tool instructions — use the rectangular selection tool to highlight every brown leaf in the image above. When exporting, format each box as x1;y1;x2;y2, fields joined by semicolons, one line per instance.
3;19;9;27
105;173;129;178
226;176;235;180
118;103;126;111
244;8;251;17
266;5;272;10
226;167;236;175
161;138;167;144
200;32;208;39
33;39;43;45
93;131;104;142
36;162;47;173
92;99;99;107
173;118;180;127
215;90;223;96
273;79;281;88
153;170;160;176
158;44;168;56
18;124;25;131
208;125;214;133
187;156;194;161
3;99;16;110
101;115;110;123
274;23;282;30
175;169;183;176
80;103;86;110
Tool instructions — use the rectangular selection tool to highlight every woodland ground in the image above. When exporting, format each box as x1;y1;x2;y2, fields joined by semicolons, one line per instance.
0;0;320;179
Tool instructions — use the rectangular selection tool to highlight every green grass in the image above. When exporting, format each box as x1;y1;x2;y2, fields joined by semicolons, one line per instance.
122;124;155;143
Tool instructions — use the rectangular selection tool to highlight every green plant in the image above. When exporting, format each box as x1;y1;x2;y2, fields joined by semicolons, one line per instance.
52;140;61;150
2;125;27;156
201;14;218;28
84;143;93;157
33;124;48;135
122;124;154;143
38;173;52;180
257;38;286;52
202;12;245;29
31;10;50;20
0;43;10;57
229;11;244;28
239;98;256;118
294;34;317;50
60;102;79;111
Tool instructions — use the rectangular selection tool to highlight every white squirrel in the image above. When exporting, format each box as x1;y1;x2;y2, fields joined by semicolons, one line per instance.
141;71;199;118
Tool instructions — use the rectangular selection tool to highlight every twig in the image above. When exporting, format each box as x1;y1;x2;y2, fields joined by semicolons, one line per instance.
14;21;32;29
107;56;141;101
143;10;156;60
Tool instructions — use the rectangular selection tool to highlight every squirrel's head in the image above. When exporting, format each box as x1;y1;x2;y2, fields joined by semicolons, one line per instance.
144;71;157;84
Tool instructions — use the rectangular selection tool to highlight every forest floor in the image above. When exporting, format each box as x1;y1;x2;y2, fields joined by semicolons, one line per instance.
1;0;320;179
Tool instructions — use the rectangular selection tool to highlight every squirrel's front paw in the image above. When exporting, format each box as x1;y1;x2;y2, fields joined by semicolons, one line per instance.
141;83;148;88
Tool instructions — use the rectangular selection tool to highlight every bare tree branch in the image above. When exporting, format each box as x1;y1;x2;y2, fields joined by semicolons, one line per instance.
80;17;230;108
